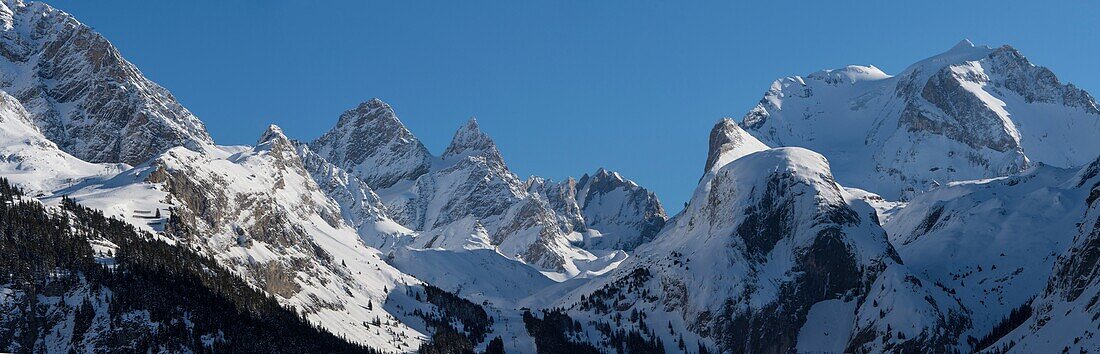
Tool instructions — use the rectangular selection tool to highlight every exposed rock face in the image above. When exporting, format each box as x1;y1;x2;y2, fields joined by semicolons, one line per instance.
573;168;666;251
527;169;669;251
985;46;1099;111
309;99;433;190
385;118;580;271
703;118;769;174
441;117;504;163
741;40;1100;200
295;140;412;244
0;0;212;165
491;196;574;271
1048;159;1100;308
146;126;357;301
526;175;587;233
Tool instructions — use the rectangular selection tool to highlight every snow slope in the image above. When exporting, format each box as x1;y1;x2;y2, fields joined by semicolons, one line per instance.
990;157;1100;353
883;163;1087;351
0;89;119;194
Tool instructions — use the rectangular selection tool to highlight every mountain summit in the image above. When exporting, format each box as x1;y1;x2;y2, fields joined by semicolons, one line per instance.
442;117;503;163
310;99;434;189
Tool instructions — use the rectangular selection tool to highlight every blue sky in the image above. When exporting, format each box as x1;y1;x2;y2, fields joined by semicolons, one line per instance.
49;0;1100;211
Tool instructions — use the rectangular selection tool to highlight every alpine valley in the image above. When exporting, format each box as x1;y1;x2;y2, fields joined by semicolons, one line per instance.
0;1;1098;353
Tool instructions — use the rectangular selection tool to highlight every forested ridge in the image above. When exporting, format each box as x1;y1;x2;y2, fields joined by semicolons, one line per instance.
0;178;378;353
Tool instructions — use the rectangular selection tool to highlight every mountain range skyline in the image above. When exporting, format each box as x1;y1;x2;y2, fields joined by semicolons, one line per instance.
40;0;1100;211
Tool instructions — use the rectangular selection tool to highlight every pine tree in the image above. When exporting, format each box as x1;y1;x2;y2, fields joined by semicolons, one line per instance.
484;336;505;354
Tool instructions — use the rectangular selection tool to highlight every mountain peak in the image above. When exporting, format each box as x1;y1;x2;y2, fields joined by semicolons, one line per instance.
741;40;1100;200
257;124;289;146
899;39;995;78
577;168;639;192
335;98;396;127
949;38;975;52
704;118;769;174
442;117;502;161
590;168;630;185
806;65;891;85
252;124;308;171
357;98;393;115
461;117;480;132
255;124;298;158
310;99;433;189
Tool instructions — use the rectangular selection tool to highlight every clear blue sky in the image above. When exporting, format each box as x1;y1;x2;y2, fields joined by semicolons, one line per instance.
49;0;1100;211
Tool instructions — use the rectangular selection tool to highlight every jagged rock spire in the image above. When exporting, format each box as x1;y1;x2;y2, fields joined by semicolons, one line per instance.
254;124;301;166
309;98;433;189
257;124;289;146
572;167;666;251
442;117;504;163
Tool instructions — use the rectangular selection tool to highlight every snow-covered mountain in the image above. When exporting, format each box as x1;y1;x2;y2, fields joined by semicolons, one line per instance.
375;117;584;274
0;1;669;347
5;1;1100;351
528;168;667;251
313;108;667;277
386;118;526;232
741;40;1100;200
0;0;212;165
874;155;1100;353
54;125;433;351
556;121;966;353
